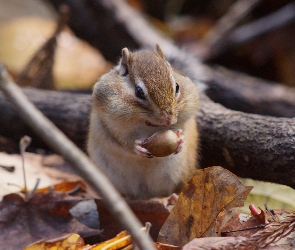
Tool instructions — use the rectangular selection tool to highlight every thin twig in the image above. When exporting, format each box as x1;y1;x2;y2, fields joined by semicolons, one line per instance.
199;0;262;60
0;64;155;250
198;1;295;60
229;1;295;45
27;178;41;199
19;135;31;199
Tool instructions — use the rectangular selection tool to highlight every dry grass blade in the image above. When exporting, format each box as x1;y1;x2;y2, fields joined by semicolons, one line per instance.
251;214;295;247
222;213;295;250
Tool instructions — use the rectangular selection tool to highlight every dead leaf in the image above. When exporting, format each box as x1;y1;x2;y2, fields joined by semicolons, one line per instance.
157;166;253;247
70;200;100;229
220;211;265;238
0;17;111;89
24;233;85;250
154;242;181;250
89;231;131;249
35;180;87;194
95;199;170;241
25;230;136;250
0;192;100;249
0;152;83;200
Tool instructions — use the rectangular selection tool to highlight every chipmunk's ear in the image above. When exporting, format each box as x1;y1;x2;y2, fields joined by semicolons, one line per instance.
155;44;165;60
121;48;130;67
117;48;131;76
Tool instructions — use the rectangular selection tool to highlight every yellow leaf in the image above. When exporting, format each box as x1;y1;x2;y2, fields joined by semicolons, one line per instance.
25;233;85;250
89;231;132;250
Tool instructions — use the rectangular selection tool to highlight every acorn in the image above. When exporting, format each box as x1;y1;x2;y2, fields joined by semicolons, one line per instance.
143;130;179;157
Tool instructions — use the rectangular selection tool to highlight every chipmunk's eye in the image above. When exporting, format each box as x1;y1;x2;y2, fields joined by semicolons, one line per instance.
135;86;146;100
175;83;179;94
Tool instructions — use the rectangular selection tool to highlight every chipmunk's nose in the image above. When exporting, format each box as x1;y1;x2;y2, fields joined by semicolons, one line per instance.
158;110;177;126
156;118;175;126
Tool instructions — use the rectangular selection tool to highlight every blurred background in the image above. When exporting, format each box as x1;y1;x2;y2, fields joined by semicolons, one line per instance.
0;0;295;90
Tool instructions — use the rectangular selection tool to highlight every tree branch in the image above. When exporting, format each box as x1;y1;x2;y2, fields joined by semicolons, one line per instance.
198;0;262;60
229;2;295;47
205;66;295;117
201;1;295;58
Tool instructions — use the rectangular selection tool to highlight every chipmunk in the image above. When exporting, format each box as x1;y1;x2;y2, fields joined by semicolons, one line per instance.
87;45;199;199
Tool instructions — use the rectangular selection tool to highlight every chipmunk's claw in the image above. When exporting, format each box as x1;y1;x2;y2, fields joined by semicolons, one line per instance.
174;129;185;154
134;140;154;158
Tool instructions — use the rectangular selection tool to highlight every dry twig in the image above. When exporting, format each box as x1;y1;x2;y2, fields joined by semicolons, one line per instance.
227;2;295;52
198;0;262;60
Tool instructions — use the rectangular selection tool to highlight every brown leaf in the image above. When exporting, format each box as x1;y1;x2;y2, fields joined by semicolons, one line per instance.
0;192;100;249
220;211;265;238
95;199;170;241
157;166;253;247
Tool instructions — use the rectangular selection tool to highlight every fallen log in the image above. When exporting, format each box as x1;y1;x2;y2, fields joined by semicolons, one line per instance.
1;87;295;189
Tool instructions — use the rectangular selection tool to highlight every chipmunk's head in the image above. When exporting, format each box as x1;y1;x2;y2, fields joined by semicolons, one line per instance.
116;45;180;126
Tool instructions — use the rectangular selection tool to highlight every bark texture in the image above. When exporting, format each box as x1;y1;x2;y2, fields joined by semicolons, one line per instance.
0;88;91;150
198;94;295;187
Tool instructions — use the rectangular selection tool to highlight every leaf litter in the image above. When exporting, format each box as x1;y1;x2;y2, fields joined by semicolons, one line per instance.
1;159;295;249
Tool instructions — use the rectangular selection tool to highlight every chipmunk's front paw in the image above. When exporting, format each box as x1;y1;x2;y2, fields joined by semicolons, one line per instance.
134;140;154;158
174;129;186;154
